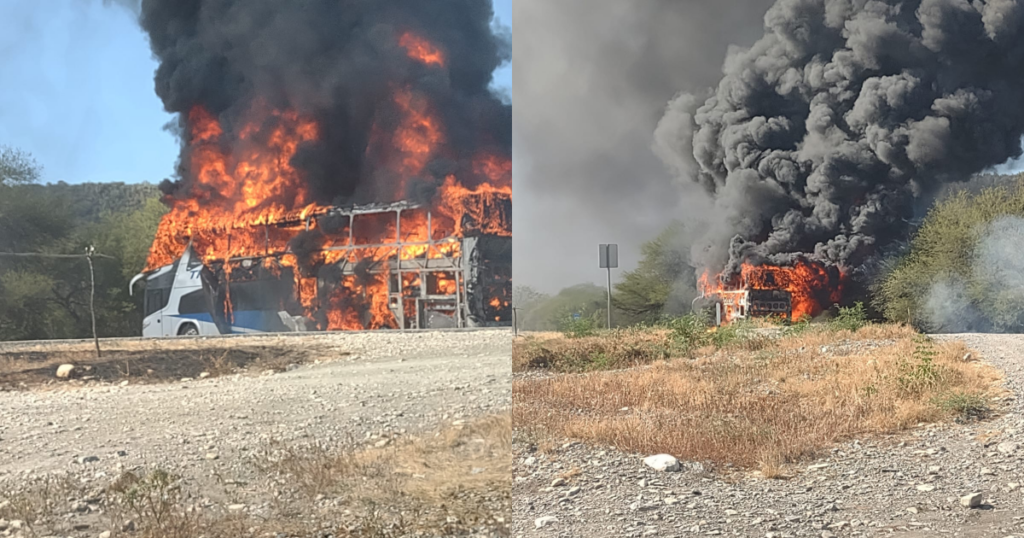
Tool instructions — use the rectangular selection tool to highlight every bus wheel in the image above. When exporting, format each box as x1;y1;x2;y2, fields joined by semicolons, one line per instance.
178;323;200;337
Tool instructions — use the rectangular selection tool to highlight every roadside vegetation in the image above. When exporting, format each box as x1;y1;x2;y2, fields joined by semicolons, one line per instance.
0;414;510;538
513;305;1003;474
876;173;1024;332
0;145;165;341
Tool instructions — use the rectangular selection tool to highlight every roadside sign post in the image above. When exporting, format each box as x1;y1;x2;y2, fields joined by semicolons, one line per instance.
599;244;618;330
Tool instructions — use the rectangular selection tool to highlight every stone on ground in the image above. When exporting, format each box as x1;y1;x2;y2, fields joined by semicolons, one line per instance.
643;454;681;472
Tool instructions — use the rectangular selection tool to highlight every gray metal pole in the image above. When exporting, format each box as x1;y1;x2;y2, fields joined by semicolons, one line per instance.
606;266;612;330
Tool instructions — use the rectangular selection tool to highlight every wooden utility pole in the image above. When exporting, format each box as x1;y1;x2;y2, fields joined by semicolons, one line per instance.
85;246;101;358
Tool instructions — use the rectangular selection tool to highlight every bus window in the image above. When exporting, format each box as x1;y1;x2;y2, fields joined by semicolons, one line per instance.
179;289;208;315
144;288;168;317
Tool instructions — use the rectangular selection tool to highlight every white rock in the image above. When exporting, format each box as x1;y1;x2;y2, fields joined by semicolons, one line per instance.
98;531;112;538
998;442;1018;454
199;372;211;379
643;454;681;472
523;456;536;466
550;477;566;487
535;516;558;528
916;484;935;492
960;493;983;508
227;504;246;511
56;364;76;379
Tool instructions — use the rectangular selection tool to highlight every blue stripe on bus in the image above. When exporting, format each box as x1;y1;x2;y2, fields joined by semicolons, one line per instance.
176;311;279;333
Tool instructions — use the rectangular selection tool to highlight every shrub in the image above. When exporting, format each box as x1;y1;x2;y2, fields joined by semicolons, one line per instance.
830;302;868;332
559;312;598;339
934;391;990;422
665;314;709;350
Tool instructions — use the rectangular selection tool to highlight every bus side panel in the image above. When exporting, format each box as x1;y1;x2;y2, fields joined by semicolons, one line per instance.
164;314;221;336
142;316;163;338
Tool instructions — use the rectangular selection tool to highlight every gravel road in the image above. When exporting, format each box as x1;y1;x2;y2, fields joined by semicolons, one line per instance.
513;333;1024;538
0;329;510;492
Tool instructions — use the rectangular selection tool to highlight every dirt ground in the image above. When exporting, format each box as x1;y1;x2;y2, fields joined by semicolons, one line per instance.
0;329;511;537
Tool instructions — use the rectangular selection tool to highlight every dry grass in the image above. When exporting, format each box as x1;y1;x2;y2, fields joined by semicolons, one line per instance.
1;414;510;538
513;326;675;372
260;413;511;536
514;324;1003;474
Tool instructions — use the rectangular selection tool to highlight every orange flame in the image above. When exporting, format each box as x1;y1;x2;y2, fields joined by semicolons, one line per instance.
143;33;509;332
399;32;445;67
699;260;844;323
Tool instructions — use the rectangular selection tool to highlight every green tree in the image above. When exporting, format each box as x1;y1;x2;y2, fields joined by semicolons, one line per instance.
0;145;42;185
612;222;698;325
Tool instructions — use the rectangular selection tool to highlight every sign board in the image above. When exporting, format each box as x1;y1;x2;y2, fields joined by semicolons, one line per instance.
599;244;618;269
572;313;581;321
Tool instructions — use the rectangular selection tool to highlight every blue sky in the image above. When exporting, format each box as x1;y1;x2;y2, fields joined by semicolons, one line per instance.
0;0;512;186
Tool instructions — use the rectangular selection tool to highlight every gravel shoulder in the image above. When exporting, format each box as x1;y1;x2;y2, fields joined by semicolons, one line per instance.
512;333;1024;538
0;329;511;529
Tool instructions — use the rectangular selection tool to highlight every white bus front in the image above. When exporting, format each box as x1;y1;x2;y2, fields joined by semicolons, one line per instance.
130;245;225;337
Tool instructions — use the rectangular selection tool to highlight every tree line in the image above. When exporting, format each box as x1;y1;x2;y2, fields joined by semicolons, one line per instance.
0;146;166;341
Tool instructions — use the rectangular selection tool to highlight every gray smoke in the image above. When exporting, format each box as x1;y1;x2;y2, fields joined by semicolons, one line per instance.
139;0;510;205
922;278;985;332
656;0;1024;281
513;0;775;292
924;215;1024;332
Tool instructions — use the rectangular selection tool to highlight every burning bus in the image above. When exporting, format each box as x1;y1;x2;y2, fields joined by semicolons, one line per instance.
131;190;511;337
695;260;844;326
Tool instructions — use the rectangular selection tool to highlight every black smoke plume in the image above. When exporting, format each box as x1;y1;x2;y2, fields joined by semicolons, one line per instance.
656;0;1024;280
139;0;510;205
513;0;775;292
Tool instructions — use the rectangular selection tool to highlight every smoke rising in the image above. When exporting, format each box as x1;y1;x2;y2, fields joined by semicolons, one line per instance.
139;0;510;206
924;215;1024;332
655;0;1024;281
513;0;775;292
